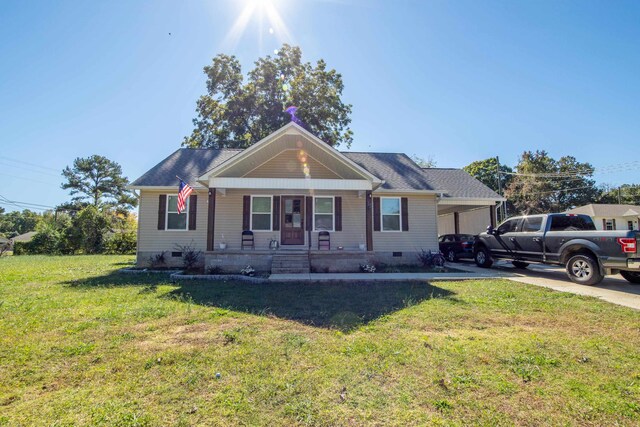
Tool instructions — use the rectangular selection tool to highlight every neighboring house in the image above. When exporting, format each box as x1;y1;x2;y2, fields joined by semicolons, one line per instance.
566;204;640;231
11;231;37;243
130;123;503;272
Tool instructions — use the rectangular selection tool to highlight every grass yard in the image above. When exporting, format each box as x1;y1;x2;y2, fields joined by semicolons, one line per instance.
1;256;639;426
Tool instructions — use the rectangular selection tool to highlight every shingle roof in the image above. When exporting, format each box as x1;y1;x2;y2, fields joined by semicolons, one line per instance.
130;147;502;200
566;204;640;217
341;152;438;191
419;168;503;199
130;148;242;187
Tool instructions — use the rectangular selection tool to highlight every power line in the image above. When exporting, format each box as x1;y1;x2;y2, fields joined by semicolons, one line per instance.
0;161;61;178
0;156;60;172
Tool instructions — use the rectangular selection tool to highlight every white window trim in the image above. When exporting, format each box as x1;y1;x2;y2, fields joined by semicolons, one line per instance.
605;219;614;231
313;196;335;232
380;197;402;232
165;194;189;231
250;195;273;232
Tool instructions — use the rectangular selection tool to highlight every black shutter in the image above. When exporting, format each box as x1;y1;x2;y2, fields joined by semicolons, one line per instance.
401;197;409;231
158;195;166;230
188;195;197;230
306;196;313;231
243;196;251;230
373;197;381;231
273;196;281;231
334;197;342;231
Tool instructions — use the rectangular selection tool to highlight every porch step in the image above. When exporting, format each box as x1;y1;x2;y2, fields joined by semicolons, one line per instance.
271;253;310;274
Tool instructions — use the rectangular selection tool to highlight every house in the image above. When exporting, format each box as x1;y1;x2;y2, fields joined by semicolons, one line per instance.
566;204;640;231
130;123;503;272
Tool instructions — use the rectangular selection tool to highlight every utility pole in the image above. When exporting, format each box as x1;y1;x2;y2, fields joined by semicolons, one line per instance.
618;186;622;204
496;156;505;222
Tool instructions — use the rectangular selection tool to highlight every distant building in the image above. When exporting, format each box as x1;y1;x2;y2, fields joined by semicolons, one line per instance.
566;204;640;230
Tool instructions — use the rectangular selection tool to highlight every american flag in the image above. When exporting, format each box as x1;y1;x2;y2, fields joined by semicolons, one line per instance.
177;179;193;214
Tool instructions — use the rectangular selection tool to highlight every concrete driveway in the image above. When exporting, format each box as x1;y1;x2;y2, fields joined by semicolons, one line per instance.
454;260;640;310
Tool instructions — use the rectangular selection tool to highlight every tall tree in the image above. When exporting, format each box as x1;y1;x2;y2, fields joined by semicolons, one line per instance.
61;155;137;211
598;184;640;204
184;44;353;149
505;151;598;214
463;157;513;193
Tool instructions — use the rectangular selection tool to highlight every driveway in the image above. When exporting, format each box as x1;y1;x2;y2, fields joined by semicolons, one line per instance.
453;260;640;310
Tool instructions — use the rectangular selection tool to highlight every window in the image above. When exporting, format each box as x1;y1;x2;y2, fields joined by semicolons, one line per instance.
522;217;543;232
605;219;614;230
497;218;519;234
251;196;272;231
629;221;634;231
381;197;401;231
549;215;596;231
167;195;188;230
314;197;334;231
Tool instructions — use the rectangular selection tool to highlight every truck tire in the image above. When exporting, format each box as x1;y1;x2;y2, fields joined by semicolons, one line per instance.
566;254;603;285
512;261;529;269
620;271;640;284
474;246;493;268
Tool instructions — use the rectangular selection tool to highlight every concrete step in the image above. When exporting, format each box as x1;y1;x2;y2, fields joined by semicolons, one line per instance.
271;254;310;274
271;267;310;274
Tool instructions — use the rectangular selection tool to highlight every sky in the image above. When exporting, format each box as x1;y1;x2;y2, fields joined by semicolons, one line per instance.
1;0;639;212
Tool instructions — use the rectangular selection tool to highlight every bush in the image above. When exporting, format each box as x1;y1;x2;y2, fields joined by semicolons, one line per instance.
417;249;445;268
104;231;137;255
174;242;202;270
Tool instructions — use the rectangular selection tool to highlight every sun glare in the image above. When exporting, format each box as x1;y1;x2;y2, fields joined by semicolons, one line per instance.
222;0;293;51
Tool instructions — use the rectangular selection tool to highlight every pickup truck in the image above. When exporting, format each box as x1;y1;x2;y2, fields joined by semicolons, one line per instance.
473;213;640;285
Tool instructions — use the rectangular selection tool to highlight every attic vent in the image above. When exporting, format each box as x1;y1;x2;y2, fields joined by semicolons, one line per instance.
392;252;402;257
171;252;182;258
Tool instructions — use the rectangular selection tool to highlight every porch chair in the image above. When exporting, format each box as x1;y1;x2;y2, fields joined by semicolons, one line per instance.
241;230;255;250
318;231;330;250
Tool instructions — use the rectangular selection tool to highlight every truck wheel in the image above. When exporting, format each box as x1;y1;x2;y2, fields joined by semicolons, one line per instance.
474;246;493;268
512;261;529;269
620;271;640;284
566;254;603;285
447;249;457;263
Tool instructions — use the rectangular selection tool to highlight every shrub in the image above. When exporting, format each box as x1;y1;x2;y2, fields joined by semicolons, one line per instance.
417;249;446;268
174;242;202;270
149;251;167;269
359;264;376;273
104;231;137;255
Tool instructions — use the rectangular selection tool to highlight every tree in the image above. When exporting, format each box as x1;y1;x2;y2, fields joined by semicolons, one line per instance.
463;157;513;193
598;184;640;204
504;151;598;214
0;209;41;235
184;44;353;149
61;155;137;211
411;155;437;168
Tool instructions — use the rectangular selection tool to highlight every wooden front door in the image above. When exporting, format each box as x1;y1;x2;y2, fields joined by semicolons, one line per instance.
281;196;305;245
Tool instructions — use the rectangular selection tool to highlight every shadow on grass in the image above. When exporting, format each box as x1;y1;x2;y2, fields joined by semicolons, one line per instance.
64;272;455;331
168;280;454;331
63;271;177;288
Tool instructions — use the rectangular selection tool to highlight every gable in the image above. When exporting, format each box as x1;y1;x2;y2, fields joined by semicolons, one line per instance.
199;123;381;184
243;149;342;179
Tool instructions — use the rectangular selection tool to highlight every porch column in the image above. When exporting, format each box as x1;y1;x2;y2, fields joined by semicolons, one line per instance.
490;204;497;228
365;190;373;251
454;212;460;234
207;188;216;251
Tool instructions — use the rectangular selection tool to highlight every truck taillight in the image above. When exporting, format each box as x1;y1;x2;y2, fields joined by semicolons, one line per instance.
617;238;637;254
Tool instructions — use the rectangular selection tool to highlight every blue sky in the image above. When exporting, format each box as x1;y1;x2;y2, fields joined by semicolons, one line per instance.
1;0;639;212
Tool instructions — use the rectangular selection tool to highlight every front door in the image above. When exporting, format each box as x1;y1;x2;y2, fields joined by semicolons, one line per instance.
281;196;305;245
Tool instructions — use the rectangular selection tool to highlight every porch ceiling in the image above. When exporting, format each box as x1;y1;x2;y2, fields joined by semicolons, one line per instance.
437;204;493;215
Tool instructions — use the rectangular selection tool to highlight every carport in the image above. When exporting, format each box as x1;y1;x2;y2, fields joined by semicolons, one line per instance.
418;168;504;236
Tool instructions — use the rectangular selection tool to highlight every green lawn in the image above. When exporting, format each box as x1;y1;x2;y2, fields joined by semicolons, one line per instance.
1;256;639;426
